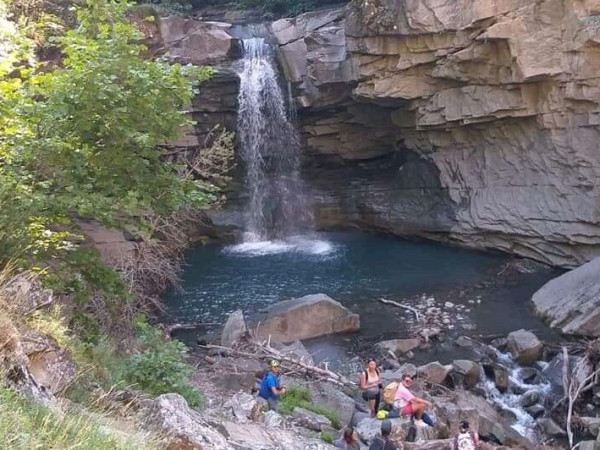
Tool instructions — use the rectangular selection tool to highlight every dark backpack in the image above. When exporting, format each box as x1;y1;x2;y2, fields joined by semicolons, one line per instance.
258;372;275;400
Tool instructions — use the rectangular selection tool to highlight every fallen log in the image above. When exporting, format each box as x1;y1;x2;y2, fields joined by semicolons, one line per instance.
379;298;421;322
200;342;357;389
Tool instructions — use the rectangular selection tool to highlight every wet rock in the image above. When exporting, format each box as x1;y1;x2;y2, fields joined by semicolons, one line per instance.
533;257;600;337
490;338;508;351
506;329;543;365
438;392;535;449
455;336;473;347
451;360;480;388
520;391;540;408
291;406;331;431
520;367;539;384
525;404;545;419
221;310;247;347
483;363;509;393
377;338;421;355
252;294;360;343
144;393;230;449
536;417;565;437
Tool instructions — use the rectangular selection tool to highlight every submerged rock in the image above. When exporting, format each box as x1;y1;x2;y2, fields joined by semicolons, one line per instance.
377;338;420;355
532;257;600;337
506;329;543;365
252;293;360;343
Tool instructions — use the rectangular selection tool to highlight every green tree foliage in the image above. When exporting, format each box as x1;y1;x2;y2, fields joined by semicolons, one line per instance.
0;0;213;267
138;0;345;16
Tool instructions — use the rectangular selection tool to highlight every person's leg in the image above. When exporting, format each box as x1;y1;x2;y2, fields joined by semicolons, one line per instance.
374;391;381;413
420;412;434;426
267;398;280;412
412;403;425;420
368;398;376;415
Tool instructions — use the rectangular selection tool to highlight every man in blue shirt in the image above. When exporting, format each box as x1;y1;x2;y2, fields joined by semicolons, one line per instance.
259;360;287;412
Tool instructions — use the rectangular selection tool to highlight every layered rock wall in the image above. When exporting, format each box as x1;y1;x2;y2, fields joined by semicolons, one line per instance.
158;1;600;268
274;0;600;267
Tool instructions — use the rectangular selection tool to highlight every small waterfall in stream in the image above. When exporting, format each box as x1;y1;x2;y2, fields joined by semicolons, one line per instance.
235;38;313;246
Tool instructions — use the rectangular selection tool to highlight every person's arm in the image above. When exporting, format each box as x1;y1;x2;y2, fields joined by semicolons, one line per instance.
268;376;286;396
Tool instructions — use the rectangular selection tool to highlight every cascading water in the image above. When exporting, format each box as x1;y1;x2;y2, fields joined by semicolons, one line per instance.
235;38;312;244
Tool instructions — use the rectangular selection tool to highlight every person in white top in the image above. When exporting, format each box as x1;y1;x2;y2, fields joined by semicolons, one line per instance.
392;374;434;427
360;359;383;417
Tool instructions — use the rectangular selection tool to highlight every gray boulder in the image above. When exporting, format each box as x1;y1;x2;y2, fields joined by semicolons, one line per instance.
253;294;360;343
355;417;408;444
532;256;600;337
145;393;230;449
451;360;480;388
277;340;314;365
306;381;355;427
507;329;543;365
291;407;331;431
221;310;247;347
418;361;451;385
224;392;258;424
581;417;600;437
578;441;600;450
263;410;284;428
536;417;565;437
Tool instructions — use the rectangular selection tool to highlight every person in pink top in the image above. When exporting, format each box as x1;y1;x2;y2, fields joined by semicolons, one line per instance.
391;374;434;427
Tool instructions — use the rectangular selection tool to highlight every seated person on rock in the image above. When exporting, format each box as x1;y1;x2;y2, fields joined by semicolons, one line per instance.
360;358;383;417
258;359;286;412
334;426;360;450
388;374;434;427
369;419;398;450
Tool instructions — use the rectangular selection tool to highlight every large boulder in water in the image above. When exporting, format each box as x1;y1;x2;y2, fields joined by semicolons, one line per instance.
532;257;600;337
253;293;360;343
222;310;247;347
506;329;543;365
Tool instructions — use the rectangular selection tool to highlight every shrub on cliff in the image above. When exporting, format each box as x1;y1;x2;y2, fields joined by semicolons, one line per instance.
120;317;204;408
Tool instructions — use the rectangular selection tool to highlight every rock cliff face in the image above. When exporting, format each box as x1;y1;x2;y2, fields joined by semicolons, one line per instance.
159;0;600;268
274;0;600;268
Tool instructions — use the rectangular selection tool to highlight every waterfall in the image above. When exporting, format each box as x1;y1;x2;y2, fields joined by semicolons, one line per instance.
236;38;312;242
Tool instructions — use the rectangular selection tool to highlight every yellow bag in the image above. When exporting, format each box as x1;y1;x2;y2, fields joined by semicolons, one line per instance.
382;381;398;405
376;410;389;420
